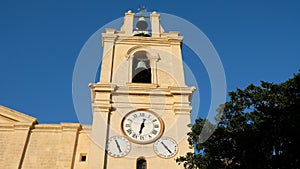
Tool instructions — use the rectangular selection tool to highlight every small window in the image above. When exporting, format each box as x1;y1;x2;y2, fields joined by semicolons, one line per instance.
137;158;147;169
80;153;87;162
132;51;151;83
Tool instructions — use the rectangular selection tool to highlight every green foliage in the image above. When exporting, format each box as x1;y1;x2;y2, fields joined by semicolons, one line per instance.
177;72;300;169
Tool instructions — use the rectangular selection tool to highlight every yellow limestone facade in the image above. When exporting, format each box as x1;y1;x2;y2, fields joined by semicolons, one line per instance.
88;10;195;169
0;10;194;169
0;105;92;169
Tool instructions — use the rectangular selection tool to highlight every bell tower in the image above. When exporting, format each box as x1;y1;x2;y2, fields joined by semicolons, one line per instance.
88;9;195;169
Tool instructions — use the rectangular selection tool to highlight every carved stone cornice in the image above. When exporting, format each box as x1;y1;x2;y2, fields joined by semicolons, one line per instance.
116;35;183;46
169;86;196;95
89;83;117;92
61;123;81;132
31;123;82;133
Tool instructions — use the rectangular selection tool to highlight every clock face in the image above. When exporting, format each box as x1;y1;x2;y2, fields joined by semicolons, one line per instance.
122;110;164;144
154;137;178;158
107;136;131;157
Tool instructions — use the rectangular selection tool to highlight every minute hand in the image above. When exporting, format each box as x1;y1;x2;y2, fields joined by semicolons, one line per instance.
115;140;122;153
161;142;172;153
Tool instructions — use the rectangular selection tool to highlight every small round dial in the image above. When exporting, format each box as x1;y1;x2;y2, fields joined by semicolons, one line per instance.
122;110;164;144
107;136;131;157
154;137;178;158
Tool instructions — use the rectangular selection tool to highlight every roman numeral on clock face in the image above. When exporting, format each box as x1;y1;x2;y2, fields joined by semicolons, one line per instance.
132;133;137;138
152;130;158;135
126;129;132;135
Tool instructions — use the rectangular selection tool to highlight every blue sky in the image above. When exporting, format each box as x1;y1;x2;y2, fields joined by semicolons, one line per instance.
0;0;299;124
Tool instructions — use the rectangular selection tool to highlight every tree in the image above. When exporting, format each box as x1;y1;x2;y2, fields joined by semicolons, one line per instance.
177;72;300;169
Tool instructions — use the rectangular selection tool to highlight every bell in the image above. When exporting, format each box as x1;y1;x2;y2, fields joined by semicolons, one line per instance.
136;17;148;31
135;60;148;70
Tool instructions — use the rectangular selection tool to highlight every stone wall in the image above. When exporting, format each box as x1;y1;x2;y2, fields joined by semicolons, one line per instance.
0;113;91;169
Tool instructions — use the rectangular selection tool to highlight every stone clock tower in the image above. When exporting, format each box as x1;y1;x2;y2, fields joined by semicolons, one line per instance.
88;10;195;169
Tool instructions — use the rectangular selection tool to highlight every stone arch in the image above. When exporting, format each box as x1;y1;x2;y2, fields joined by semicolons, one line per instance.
136;157;147;169
126;46;160;84
132;50;151;83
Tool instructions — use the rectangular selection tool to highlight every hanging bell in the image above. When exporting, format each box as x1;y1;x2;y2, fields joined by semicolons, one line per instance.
135;60;148;70
136;17;148;31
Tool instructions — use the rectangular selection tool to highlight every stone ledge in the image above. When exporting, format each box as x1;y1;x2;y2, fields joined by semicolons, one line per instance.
89;83;117;92
61;123;81;131
32;123;82;132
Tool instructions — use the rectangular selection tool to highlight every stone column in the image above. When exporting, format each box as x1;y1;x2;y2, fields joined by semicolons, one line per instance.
7;122;33;169
57;123;80;169
150;12;161;37
100;29;117;83
121;10;134;36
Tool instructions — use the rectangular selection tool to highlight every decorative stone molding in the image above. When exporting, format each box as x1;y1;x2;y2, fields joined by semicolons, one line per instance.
0;105;37;124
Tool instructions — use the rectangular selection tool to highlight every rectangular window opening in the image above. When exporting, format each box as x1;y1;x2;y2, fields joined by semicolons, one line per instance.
80;153;87;162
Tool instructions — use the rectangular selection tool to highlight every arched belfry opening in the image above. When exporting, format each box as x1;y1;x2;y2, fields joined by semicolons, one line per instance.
132;51;151;83
136;157;147;169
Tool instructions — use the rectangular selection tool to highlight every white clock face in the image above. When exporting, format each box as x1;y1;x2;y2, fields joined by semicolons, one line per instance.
154;137;178;158
122;110;164;144
107;136;131;157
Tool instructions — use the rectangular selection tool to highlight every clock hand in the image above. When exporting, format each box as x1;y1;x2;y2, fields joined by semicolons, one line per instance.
161;142;172;154
114;140;122;153
139;118;146;135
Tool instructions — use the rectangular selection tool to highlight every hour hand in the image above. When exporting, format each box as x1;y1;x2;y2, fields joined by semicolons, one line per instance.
139;119;146;134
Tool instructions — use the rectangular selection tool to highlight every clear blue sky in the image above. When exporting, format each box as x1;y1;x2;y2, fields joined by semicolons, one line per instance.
0;0;299;124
